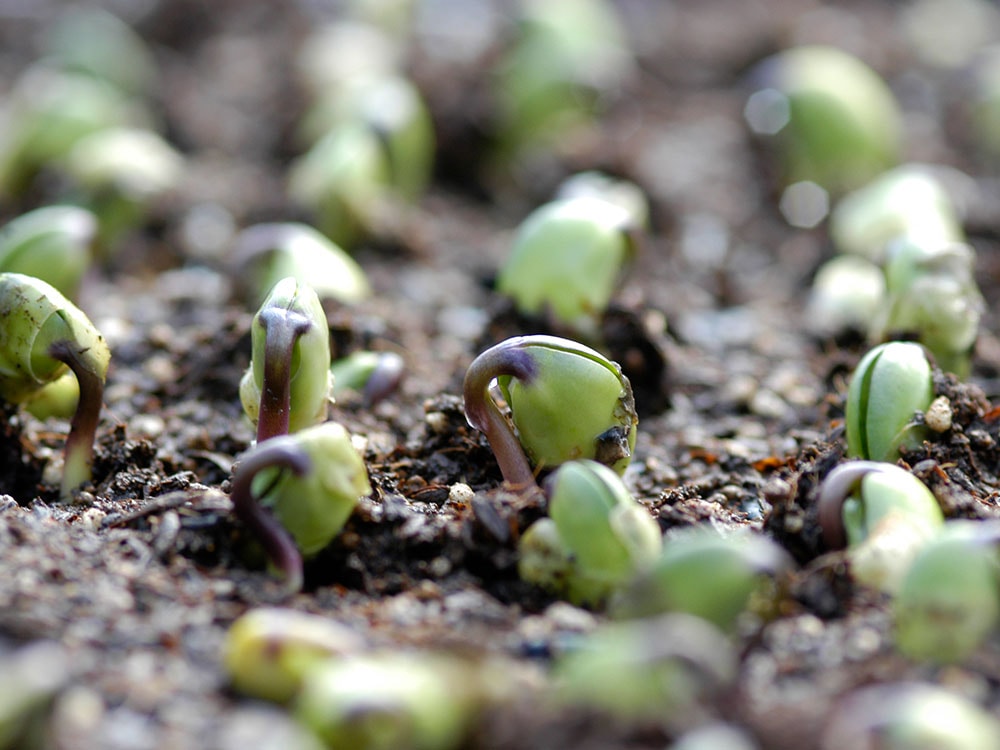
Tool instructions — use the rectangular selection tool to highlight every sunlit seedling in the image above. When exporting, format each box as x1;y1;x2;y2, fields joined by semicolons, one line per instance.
805;254;886;337
493;0;635;165
744;45;901;194
518;459;661;607
873;239;983;377
230;422;372;593
893;519;1000;664
0;205;96;298
817;461;943;593
845;341;934;462
822;681;1000;747
0;65;144;198
230;222;371;307
610;526;793;630
554;613;736;726
61;127;184;252
224;607;366;704
330;350;405;406
555;171;650;230
0;273;110;499
240;277;333;443
463;335;637;488
828;164;965;262
496;197;639;338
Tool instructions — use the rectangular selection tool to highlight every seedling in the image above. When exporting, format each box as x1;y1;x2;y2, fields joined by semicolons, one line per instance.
817;461;943;593
330;350;405;406
0;205;96;298
295;652;479;750
230;222;371;306
0;272;110;499
610;526;793;630
823;682;1000;747
230;422;372;593
496;197;639;337
845;341;934;462
518;459;662;607
239;277;333;442
873;239;983;377
494;0;634;163
805;254;885;337
224;607;366;704
61;126;184;252
893;519;1000;663
745;45;901;194
828;164;964;262
0;65;143;198
554;613;736;725
555;171;650;230
463;335;637;488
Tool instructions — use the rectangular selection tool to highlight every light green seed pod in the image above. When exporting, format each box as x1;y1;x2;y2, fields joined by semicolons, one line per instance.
497;197;637;334
295;653;474;750
745;45;901;194
240;277;333;440
231;222;371;307
894;520;1000;664
0;272;110;497
874;239;983;377
257;422;371;557
610;526;792;630
546;459;661;606
554;613;736;725
517;517;574;596
828;164;964;262
498;336;637;475
845;341;934;462
0;205;96;298
223;607;366;704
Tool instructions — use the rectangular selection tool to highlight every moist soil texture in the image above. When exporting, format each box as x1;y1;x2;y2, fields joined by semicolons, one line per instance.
4;1;1000;749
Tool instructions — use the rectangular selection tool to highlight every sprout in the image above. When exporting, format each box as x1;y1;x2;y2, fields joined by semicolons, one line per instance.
805;254;886;337
555;171;650;230
554;613;736;726
239;277;333;443
0;273;110;499
61;127;184;252
494;0;635;163
893;520;1000;664
463;335;637;488
230;422;372;593
745;45;901;194
518;459;662;607
223;608;366;704
330;350;405;406
0;205;96;298
610;526;793;630
496;197;639;337
828;164;965;262
0;65;144;198
822;682;1000;748
297;74;434;204
288;74;434;249
39;6;158;96
845;341;934;462
817;461;943;593
295;652;478;750
230;222;371;307
872;239;984;377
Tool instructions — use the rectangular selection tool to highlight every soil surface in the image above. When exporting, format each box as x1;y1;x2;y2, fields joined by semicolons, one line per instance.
4;1;1000;749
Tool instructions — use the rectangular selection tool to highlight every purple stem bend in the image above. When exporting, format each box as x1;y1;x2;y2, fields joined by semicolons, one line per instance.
49;340;104;500
256;306;312;443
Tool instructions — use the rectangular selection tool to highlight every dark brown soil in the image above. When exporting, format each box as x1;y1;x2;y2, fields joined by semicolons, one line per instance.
4;1;1000;748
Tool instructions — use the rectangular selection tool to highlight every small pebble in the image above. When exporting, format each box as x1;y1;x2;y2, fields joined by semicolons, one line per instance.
924;395;952;433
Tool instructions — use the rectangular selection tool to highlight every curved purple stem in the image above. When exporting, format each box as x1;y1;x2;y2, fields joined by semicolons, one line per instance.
230;436;312;592
816;460;883;551
256;306;312;443
49;340;104;500
463;337;538;490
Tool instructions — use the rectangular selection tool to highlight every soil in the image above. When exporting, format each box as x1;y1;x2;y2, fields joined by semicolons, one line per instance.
4;1;1000;749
